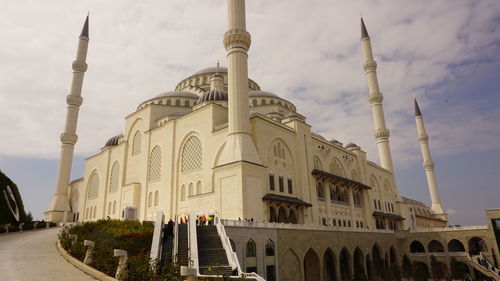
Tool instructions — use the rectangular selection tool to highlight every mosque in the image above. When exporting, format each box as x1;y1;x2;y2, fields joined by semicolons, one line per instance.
44;1;500;281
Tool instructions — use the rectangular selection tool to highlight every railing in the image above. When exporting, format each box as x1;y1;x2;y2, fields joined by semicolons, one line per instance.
215;217;242;274
449;252;467;257
150;211;164;260
468;253;500;280
172;214;179;263
221;219;395;233
187;212;200;275
410;225;488;233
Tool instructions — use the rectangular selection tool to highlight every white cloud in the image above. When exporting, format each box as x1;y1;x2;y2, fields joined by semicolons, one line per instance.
0;0;499;172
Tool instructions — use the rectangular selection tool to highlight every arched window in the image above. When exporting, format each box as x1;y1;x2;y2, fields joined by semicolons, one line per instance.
87;171;99;199
329;185;335;201
148;146;161;182
189;183;194;196
132;130;142;155
410;241;425;253
154;191;159;206
108;202;111;215
246;239;256;257
313;156;322;170
261;99;266;105
166;100;171;106
148;192;152;207
265;240;275;256
112;201;116;214
196;181;202;194
109;161;119;193
316;181;324;199
252;99;257;106
428;240;444;253
269;206;277;222
184;100;190;107
181;185;186;201
93;206;96;218
181;136;202;173
175;99;180;106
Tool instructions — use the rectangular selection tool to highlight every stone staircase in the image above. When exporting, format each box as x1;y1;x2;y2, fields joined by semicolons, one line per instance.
177;224;189;266
468;254;500;281
160;226;174;262
196;225;236;276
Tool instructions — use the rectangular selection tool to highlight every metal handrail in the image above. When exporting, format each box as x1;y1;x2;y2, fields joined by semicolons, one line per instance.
215;217;242;274
172;214;179;262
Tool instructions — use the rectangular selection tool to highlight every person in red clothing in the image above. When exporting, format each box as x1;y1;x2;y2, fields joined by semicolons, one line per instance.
201;215;207;225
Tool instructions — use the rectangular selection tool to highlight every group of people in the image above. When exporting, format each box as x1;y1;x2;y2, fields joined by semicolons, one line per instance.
195;215;215;225
476;256;498;273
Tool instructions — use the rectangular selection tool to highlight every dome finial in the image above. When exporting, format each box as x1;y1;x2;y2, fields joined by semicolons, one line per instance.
81;13;89;38
216;58;220;68
361;16;369;39
414;97;422;117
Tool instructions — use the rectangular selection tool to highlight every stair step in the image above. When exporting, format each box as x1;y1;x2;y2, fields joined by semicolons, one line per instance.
199;266;236;276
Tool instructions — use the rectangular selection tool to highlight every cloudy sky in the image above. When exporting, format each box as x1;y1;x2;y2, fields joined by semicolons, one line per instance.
0;0;499;224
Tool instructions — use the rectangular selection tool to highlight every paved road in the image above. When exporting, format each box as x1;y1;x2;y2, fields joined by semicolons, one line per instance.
0;228;96;281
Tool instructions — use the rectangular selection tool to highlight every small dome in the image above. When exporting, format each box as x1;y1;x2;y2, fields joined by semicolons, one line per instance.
105;134;123;147
155;91;199;99
193;67;228;75
345;142;359;148
329;139;340;144
249;90;279;98
197;89;228;103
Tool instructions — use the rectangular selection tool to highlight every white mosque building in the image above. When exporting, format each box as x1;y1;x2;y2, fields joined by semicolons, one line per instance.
44;2;500;281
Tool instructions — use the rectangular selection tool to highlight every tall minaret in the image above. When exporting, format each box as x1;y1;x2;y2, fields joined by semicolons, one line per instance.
220;0;261;164
414;98;447;220
45;15;90;223
360;17;394;172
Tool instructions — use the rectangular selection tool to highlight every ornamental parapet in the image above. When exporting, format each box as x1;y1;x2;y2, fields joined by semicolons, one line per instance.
66;95;83;106
363;60;377;72
368;92;383;104
374;128;390;139
72;60;88;72
423;160;435;169
418;133;429;142
60;133;78;144
223;29;251;51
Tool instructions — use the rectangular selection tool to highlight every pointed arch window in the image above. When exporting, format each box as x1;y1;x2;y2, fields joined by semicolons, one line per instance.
265;240;275;256
109;161;119;192
154;191;159;206
246;239;256;257
181;136;202;173
87;171;99;199
132;130;142;155
148;146;161;182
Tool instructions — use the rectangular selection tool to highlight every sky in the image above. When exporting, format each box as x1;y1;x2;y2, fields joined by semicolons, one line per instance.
0;0;499;225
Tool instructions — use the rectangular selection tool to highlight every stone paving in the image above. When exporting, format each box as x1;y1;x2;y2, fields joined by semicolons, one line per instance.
0;228;97;281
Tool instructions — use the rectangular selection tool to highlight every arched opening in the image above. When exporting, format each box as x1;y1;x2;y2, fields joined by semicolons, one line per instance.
365;254;373;281
269;206;277;222
323;249;337;281
317;181;325;199
431;258;449;280
428;240;445;253
289;208;298;224
353;247;366;280
282;250;301;281
278;206;288;223
246;239;256;257
372;244;385;281
265;240;275;256
450;259;470;280
448;239;465;252
340;247;351;281
410;240;425;253
468;237;487;255
154;191;159;206
413;261;430;281
304;249;321;281
390;246;397;265
181;185;186;201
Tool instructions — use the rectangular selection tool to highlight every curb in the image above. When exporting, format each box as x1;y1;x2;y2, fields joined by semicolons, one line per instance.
56;240;118;281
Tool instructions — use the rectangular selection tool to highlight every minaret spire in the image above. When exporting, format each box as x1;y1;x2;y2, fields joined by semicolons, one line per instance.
360;17;395;172
414;98;447;220
219;0;261;164
45;15;90;223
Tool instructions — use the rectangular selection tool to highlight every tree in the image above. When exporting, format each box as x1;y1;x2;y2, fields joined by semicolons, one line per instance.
26;212;33;223
352;263;368;281
430;255;445;280
385;263;402;281
412;261;430;281
0;170;27;224
401;255;412;280
450;258;468;280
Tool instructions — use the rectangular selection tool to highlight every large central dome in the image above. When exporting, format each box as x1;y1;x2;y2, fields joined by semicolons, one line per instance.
193;66;228;75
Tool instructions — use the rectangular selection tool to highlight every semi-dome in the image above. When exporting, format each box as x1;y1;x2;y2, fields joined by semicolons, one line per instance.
155;91;199;99
104;134;123;147
197;89;228;103
345;142;360;148
249;90;279;98
193;66;228;75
